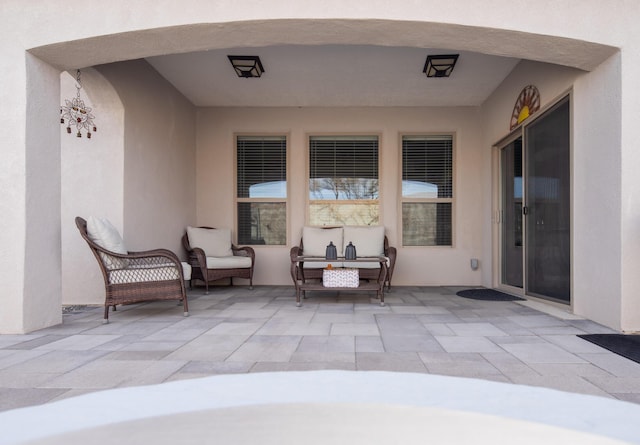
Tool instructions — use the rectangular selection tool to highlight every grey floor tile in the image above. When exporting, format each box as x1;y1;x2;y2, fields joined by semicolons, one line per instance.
382;334;444;353
356;352;427;372
542;334;613;354
510;374;613;398
0;388;69;412
446;322;509;337
355;336;385;353
579;353;640;377
203;321;264;335
507;314;566;328
297;336;355;353
0;350;50;371
225;335;301;362
434;336;503;353
1;286;639;408
35;334;122;351
180;361;254;374
499;343;587;364
330;323;379;336
164;335;250;361
255;320;331;336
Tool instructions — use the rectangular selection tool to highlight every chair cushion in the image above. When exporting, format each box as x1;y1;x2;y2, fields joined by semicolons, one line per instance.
302;227;343;257
342;226;385;257
206;256;253;269
86;216;129;269
86;216;127;254
187;227;233;257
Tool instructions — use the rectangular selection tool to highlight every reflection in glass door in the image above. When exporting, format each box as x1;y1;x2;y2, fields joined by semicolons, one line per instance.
501;137;523;289
525;97;571;302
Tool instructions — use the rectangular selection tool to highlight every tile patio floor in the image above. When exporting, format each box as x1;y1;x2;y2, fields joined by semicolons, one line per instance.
1;285;639;413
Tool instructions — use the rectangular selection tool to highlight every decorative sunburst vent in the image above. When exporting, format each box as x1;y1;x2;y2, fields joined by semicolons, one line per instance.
510;85;540;130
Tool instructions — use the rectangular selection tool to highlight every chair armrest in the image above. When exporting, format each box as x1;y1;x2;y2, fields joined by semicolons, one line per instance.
232;245;256;266
191;247;208;272
290;246;302;262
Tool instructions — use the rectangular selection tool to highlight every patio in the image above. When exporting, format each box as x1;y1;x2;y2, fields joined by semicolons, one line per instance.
1;285;639;413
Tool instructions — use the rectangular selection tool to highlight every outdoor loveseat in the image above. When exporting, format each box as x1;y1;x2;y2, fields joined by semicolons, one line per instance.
290;226;396;290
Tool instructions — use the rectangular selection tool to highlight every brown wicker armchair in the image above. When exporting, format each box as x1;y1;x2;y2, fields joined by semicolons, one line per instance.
182;226;255;294
76;217;188;323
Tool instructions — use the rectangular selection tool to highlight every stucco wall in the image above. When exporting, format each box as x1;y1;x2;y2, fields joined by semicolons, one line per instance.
61;69;125;305
97;60;197;258
2;0;638;332
197;106;485;286
60;60;197;306
481;58;628;330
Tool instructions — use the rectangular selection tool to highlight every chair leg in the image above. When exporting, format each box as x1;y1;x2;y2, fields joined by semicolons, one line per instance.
182;296;189;317
103;305;110;324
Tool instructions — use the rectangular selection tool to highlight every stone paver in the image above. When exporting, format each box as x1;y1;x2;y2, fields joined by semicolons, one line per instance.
0;286;639;412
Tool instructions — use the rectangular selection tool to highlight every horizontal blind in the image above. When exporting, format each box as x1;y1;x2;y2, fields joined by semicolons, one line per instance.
237;136;287;198
309;136;378;180
402;135;453;198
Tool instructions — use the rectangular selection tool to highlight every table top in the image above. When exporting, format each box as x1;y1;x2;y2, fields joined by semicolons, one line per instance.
294;256;386;262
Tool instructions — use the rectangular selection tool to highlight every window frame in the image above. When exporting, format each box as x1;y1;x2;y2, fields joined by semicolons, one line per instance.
399;132;456;247
235;133;289;246
306;134;381;227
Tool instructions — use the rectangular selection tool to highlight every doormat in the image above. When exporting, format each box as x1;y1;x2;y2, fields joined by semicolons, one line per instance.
577;334;640;364
456;289;525;301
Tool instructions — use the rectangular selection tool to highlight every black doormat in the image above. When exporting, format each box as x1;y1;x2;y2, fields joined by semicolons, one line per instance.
577;334;640;364
456;288;525;301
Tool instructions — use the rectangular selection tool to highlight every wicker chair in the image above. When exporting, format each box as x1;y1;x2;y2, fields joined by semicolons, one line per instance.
182;226;255;294
76;216;188;323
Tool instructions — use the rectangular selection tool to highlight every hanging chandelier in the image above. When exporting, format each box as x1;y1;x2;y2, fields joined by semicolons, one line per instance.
60;69;96;138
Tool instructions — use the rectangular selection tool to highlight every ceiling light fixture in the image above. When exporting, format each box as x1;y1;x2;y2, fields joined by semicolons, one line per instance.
227;55;265;78
423;54;459;78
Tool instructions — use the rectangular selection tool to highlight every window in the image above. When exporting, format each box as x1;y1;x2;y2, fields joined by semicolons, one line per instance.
401;135;453;246
309;136;379;226
236;136;287;245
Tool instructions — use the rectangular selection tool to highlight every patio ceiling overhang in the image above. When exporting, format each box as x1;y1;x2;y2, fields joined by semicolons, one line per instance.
28;19;618;108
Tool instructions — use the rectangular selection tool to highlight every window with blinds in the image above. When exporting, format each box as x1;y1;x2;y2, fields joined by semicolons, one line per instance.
236;136;287;245
401;135;453;246
308;136;379;226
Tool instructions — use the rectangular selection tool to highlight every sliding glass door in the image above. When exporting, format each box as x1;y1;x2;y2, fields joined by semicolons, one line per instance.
525;97;571;302
501;137;523;289
499;96;571;303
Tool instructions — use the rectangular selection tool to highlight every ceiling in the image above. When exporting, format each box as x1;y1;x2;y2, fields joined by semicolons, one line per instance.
146;45;520;108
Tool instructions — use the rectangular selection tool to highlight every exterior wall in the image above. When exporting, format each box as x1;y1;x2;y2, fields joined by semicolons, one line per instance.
197;107;485;286
61;69;125;305
1;0;639;331
97;60;197;256
481;58;627;330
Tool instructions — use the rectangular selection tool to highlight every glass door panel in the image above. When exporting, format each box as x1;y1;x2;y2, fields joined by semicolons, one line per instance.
525;97;571;302
501;137;523;288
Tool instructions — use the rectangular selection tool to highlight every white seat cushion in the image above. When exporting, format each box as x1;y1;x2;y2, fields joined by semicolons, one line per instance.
181;262;192;281
86;216;129;269
302;227;343;257
187;227;233;257
342;226;385;257
206;256;252;269
87;216;127;254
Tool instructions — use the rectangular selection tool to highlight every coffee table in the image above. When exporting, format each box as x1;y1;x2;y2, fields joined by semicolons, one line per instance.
290;256;388;307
